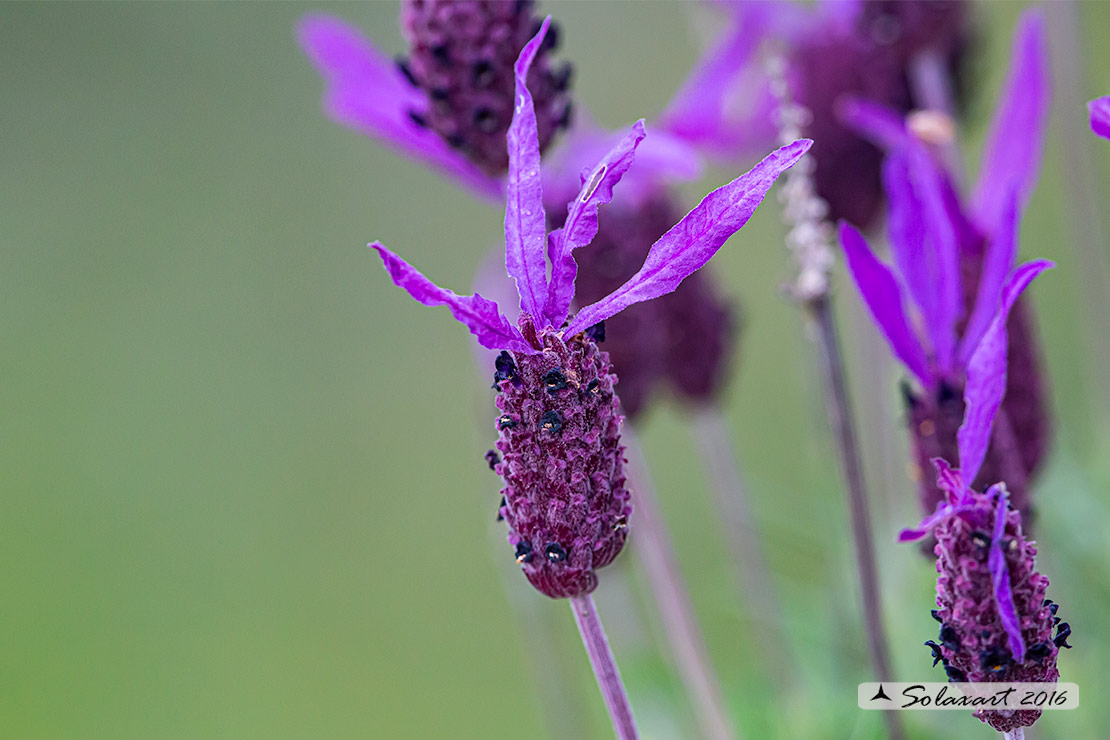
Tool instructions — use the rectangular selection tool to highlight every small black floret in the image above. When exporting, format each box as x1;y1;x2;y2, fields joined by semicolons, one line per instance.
924;640;943;666
944;665;966;682
930;609;942;623
939;624;960;651
543;368;568;394
498;414;517;430
1026;642;1052;663
980;647;1012;675
514;540;533;564
544;542;567;562
485;450;501;470
539;410;563;433
1054;622;1072;649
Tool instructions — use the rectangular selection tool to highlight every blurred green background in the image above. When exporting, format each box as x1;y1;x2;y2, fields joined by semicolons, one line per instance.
2;2;1108;738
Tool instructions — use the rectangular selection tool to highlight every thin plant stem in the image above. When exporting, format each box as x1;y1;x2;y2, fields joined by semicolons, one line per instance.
766;45;905;740
569;593;640;740
1004;728;1026;740
623;430;740;740
806;295;898;691
688;406;788;682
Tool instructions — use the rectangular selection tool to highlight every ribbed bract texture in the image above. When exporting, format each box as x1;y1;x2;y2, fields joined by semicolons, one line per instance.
492;323;630;598
399;0;572;175
929;491;1067;732
561;193;735;419
794;0;970;228
907;245;1051;523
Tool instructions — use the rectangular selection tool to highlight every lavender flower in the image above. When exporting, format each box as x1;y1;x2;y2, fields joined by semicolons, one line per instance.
898;260;1068;734
1090;95;1110;139
542;127;734;418
839;11;1051;520
663;0;971;229
371;20;810;597
298;0;570;196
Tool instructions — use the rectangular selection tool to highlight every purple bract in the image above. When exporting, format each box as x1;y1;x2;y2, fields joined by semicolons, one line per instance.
370;20;810;597
839;11;1051;520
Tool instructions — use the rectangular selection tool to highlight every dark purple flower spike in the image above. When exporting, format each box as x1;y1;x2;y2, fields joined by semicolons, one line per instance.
1090;96;1110;139
663;0;971;229
298;1;570;196
371;19;811;598
898;261;1066;734
840;11;1052;521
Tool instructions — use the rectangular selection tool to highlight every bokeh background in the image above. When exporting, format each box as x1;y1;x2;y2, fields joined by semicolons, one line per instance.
3;2;1109;738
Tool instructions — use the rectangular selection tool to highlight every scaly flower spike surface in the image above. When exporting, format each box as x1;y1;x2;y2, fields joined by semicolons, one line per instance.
298;0;572;197
371;20;811;598
839;11;1051;521
897;260;1069;734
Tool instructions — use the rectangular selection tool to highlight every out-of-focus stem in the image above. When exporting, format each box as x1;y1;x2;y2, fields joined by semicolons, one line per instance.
569;593;640;740
623;430;740;740
688;406;787;680
909;48;966;186
805;295;897;689
1004;728;1026;740
766;45;905;740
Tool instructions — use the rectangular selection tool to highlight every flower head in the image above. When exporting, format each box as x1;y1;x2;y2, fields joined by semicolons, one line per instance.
897;258;1067;733
298;1;571;197
540;125;734;418
371;20;811;596
662;0;971;229
838;11;1051;519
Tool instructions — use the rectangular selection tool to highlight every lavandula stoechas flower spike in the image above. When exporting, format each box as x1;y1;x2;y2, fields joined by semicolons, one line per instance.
840;11;1051;522
370;20;811;598
663;0;971;230
298;1;571;196
899;260;1068;734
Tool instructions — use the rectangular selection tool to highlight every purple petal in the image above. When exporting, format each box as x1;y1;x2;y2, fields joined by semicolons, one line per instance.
839;222;931;384
932;458;965;502
503;17;551;320
563;139;812;337
957;260;1054;485
898;498;977;543
958;188;1019;365
543;120;703;208
883;145;962;373
1090;96;1110;140
970;10;1049;237
988;485;1026;663
660;5;783;155
542;121;647;329
296;15;502;199
371;242;534;353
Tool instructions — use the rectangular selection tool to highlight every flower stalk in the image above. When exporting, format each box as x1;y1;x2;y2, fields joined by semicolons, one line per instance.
767;46;904;740
569;593;640;740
